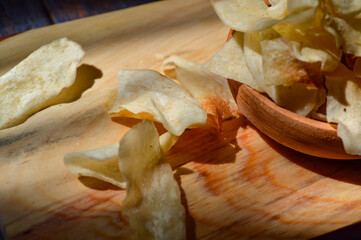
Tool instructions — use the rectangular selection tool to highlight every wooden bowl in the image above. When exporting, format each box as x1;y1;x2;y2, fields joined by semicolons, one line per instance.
226;30;360;160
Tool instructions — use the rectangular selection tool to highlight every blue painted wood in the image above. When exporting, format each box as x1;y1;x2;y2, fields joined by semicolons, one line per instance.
0;0;158;38
0;0;52;37
43;0;159;23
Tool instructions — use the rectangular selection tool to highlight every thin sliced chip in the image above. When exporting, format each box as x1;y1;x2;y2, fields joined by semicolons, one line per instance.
210;0;318;32
261;37;325;87
162;55;239;123
205;31;262;91
64;132;179;188
326;76;361;155
323;0;361;56
271;83;320;117
119;120;186;240
0;38;84;130
109;69;207;136
243;31;322;116
64;143;125;188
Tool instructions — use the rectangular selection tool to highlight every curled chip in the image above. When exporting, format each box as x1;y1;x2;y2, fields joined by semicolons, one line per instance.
0;38;84;130
64;143;126;188
109;69;207;136
210;0;318;32
162;55;240;123
243;31;322;116
64;132;179;189
119;120;186;240
205;31;262;91
323;0;361;56
326;73;361;155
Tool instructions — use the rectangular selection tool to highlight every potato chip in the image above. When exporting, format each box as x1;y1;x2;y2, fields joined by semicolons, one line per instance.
119;120;186;240
205;31;262;91
323;0;361;56
64;131;179;188
64;143;126;188
162;55;239;122
243;31;322;116
210;0;318;32
0;38;84;130
109;69;207;136
326;76;361;155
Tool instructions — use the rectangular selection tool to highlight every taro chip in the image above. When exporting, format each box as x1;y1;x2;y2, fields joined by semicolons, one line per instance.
109;69;207;136
323;0;361;56
0;38;84;130
204;31;262;91
64;132;179;188
64;143;126;188
210;0;318;32
243;31;323;116
326;76;361;155
162;55;240;124
119;120;186;240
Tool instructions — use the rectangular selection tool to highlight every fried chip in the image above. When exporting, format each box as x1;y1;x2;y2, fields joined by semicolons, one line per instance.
162;55;239;122
326;76;361;155
323;0;361;56
64;143;126;188
119;120;186;240
109;69;207;136
205;31;262;91
0;38;84;130
64;131;179;188
210;0;318;32
243;31;322;116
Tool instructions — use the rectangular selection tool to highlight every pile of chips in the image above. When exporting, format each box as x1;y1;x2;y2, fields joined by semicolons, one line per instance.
211;0;361;155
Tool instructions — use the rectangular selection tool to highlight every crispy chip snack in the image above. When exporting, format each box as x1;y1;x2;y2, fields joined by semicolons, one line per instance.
162;55;239;122
243;31;322;116
64;143;126;188
0;38;84;130
323;0;361;56
326;76;361;155
210;0;318;32
64;131;179;188
205;31;262;91
119;120;186;240
109;69;207;136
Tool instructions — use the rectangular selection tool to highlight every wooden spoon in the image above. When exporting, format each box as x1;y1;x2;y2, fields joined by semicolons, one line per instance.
226;30;360;159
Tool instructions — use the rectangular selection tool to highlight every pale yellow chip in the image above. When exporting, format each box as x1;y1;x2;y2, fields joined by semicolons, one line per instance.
119;120;186;240
162;55;240;122
326;76;361;155
323;0;361;56
0;38;84;130
64;143;126;188
109;69;207;136
205;31;262;91
243;31;322;116
63;132;179;189
210;0;318;32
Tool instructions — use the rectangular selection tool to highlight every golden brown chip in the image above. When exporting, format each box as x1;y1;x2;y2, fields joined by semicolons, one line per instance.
0;38;84;130
210;0;318;32
326;76;361;155
162;55;240;125
119;120;186;240
64;131;179;189
205;31;262;91
64;143;126;188
109;69;207;136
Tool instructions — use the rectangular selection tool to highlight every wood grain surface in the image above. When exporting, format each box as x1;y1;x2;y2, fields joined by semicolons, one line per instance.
1;0;361;239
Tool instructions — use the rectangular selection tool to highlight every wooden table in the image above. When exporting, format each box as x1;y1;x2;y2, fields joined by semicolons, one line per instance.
1;0;361;239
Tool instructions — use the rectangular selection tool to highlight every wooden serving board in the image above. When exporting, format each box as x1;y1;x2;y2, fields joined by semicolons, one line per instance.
2;0;361;239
